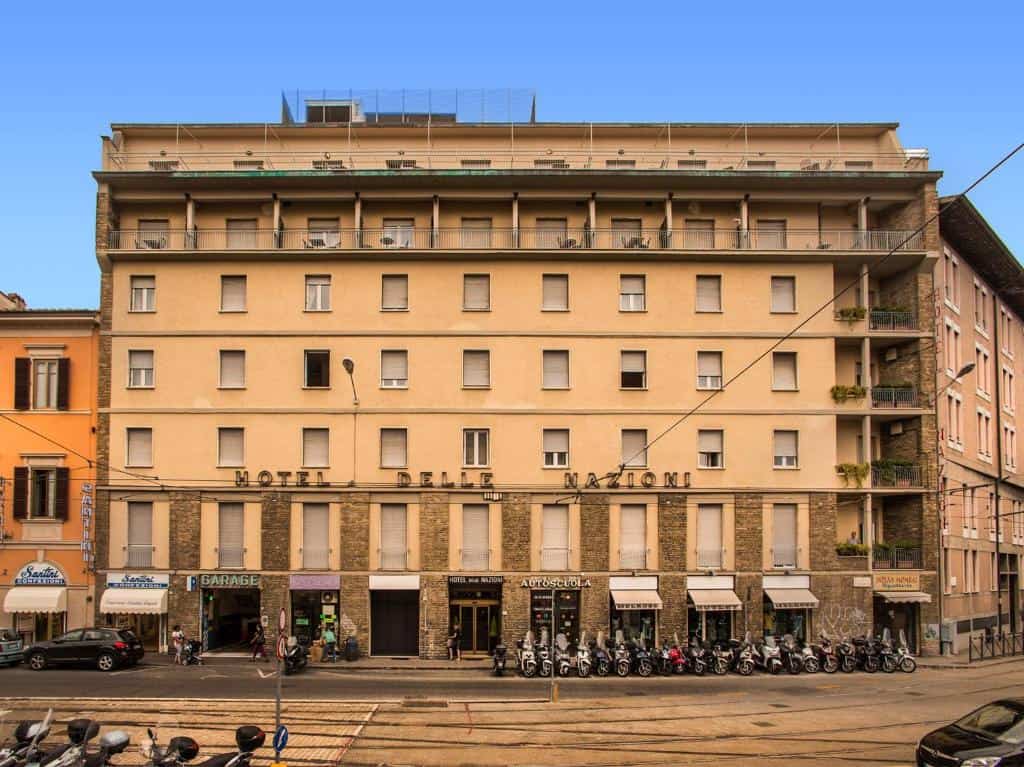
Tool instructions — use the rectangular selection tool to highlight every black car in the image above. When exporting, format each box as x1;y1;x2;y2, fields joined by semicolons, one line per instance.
24;627;144;672
917;698;1024;766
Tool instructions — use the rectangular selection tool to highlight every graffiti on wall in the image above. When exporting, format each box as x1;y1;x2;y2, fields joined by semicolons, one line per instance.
818;604;871;638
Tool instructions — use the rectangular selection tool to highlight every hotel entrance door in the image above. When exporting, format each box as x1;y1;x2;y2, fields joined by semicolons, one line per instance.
450;601;500;655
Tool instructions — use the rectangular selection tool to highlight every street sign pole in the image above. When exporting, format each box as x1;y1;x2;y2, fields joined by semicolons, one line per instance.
275;607;286;756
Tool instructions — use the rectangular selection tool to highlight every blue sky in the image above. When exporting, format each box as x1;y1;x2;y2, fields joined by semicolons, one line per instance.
1;1;1021;308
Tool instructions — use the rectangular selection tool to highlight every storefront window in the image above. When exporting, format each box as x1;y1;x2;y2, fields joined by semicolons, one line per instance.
290;590;339;646
763;600;807;642
687;607;733;645
530;590;579;645
611;604;655;646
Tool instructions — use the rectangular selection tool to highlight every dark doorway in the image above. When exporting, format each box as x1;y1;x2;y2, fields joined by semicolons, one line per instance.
203;588;260;651
873;595;918;653
370;589;420;656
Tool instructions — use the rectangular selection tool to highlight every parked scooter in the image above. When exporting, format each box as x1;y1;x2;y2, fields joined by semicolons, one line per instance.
754;635;783;674
535;627;553;677
896;629;917;673
654;640;674;676
516;631;538;678
808;632;839;673
553;633;572;678
779;634;804;674
613;630;631;677
630;637;654;677
0;716;51;767
141;728;201;767
182;639;203;666
23;717;99;767
144;726;265;767
835;635;858;673
667;634;687;675
590;632;611;677
733;634;756;676
283;636;308;675
684;637;706;676
84;731;131;767
878;629;899;673
852;635;880;673
575;631;592;678
492;642;508;677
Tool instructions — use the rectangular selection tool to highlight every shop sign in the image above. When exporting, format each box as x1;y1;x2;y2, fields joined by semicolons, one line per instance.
80;482;93;565
396;471;494;488
234;470;329;487
199;573;261;589
14;562;66;586
564;471;691;489
289;574;340;591
520;576;591;589
873;573;921;591
448;576;504;585
106;573;169;589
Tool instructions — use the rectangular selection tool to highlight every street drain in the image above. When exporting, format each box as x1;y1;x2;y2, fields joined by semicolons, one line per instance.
752;721;776;728
768;703;790;708
401;698;449;708
905;691;926;697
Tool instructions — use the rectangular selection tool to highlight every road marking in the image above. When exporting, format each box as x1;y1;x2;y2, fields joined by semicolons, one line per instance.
257;668;278;679
331;703;376;767
464;702;474;734
111;666;155;676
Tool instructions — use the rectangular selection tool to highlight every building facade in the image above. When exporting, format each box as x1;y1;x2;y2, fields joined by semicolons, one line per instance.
0;298;99;643
94;94;943;656
935;197;1024;654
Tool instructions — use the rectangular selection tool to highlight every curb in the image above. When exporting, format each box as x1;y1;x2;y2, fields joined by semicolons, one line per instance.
918;655;1024;670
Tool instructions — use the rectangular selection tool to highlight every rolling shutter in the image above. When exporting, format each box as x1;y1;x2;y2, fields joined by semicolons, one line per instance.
461;505;489;570
218;503;245;568
697;504;723;567
221;276;247;311
381;504;408;569
619;505;647;568
380;429;407;468
128;503;153;547
541;505;569;570
621;429;647;467
463;351;490;387
14;358;30;410
463;275;490;310
302;503;330;569
218;428;244;467
543;351;569;388
774;431;798;467
771;276;795;312
772;504;798;567
12;466;28;520
696;276;722;312
303;428;329;467
127;428;153;467
56;359;70;410
381;351;408;387
773;352;797;390
220;351;245;388
382;275;408;310
54;468;69;520
542;275;569;310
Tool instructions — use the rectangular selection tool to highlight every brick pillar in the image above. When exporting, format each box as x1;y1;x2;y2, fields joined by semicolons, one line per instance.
658;494;686;571
580;495;609;571
169;492;201;570
167;574;200;645
419;493;450;571
735;574;763;638
260;492;291;571
659;573;686;643
501;578;529;646
339;493;369;571
809;493;841;571
259;574;290;644
734;494;763;571
501;493;530;571
340;574;368;656
420;574;448;659
581;576;610;643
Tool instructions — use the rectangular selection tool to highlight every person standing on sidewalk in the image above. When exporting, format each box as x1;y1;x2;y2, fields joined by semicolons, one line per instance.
171;625;184;665
447;625;457;661
250;623;268;662
323;625;337;662
454;622;463;661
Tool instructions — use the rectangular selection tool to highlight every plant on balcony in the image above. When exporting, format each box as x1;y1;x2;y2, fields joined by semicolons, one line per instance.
871;305;910;314
830;384;867;403
870;458;915;485
878;381;915;390
835;542;869;556
836;306;867;322
835;462;870;487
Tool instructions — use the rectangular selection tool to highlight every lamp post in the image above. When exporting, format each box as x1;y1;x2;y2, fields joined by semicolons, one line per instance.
342;358;359;485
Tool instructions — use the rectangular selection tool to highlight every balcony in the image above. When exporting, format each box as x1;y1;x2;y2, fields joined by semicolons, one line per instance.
125;544;153;568
872;545;923;569
870;462;923;488
871;386;919;409
107;227;923;253
870;309;917;332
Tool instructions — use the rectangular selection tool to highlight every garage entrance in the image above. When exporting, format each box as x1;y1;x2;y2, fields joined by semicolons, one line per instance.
370;590;420;656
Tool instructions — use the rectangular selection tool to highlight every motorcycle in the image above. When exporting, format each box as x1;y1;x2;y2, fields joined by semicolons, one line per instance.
835;636;858;673
23;718;99;767
613;630;631;677
667;634;687;675
144;726;265;767
141;728;201;767
575;631;592;678
516;631;537;678
492;642;508;677
536;627;553;677
852;635;879;673
283;636;308;675
708;640;732;676
779;633;804;674
684;637;706;676
654;641;674;676
733;635;756;676
878;629;899;674
896;629;917;673
753;635;783;674
590;631;612;677
0;717;51;767
630;637;654;677
182;639;203;666
808;632;839;674
85;732;131;767
553;633;572;678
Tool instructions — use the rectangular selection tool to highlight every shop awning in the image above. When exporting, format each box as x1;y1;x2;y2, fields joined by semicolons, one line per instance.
611;590;663;610
688;589;742;612
3;587;67;614
764;588;819;609
100;588;168;615
876;591;932;604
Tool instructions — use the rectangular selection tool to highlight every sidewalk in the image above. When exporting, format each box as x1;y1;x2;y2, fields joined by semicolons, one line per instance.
145;651;492;671
917;653;1024;670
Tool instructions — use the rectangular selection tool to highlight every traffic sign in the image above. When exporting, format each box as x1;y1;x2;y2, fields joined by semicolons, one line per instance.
273;725;288;753
276;636;287;660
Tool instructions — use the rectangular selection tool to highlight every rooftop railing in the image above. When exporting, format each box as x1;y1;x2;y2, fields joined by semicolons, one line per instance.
108;227;924;252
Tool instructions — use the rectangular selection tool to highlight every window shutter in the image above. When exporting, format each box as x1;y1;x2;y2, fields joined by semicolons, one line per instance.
697;504;722;555
14;358;30;410
771;276;795;312
382;275;408;310
54;467;70;521
542;275;568;310
218;428;244;466
621;351;645;372
226;218;258;248
697;352;722;377
13;466;28;520
536;218;568;248
543;429;568;453
302;503;330;569
128;502;153;546
381;351;408;385
218;503;245;567
221;276;247;311
464;275;490;310
696;276;721;312
380;429;407;467
621;429;647;466
773;352;797;390
621;275;644;295
774;431;798;465
56;358;70;410
381;504;408;569
773;504;798;550
541;505;569;570
220;351;245;387
463;351;490;387
128;428;153;467
619;504;646;567
543;351;569;388
698;430;723;453
462;505;489;569
303;428;329;467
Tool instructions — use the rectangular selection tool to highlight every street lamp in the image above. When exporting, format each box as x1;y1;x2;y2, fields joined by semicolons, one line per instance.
342;357;358;405
342;358;359;485
938;362;975;397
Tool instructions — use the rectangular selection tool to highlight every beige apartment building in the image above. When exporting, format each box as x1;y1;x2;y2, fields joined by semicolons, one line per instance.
936;197;1024;655
93;90;942;657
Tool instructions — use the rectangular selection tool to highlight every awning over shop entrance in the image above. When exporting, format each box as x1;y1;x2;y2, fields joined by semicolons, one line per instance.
610;590;663;610
875;591;931;604
688;589;742;612
3;587;67;614
764;588;819;609
100;588;168;615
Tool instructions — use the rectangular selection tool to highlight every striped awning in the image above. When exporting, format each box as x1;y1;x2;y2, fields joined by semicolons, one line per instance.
876;591;932;604
610;590;663;610
688;589;743;612
100;588;168;615
764;588;819;609
3;587;67;614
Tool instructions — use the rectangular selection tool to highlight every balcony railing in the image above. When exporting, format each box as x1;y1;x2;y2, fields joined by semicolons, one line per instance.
107;228;923;253
380;549;408;570
771;543;798;569
540;548;570;571
697;548;724;569
619;548;648;569
125;544;153;568
872;546;923;569
871;386;919;408
869;310;917;331
460;549;490;571
870;464;923;487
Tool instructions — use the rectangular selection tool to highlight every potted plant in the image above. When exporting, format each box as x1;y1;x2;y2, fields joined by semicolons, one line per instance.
830;384;868;403
835;462;869;487
835;542;869;557
836;306;866;322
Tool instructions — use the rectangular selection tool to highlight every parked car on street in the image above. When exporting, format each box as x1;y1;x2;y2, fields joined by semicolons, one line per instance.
23;627;144;671
0;629;23;666
917;698;1024;766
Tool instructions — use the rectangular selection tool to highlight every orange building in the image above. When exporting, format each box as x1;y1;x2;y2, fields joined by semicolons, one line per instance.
0;290;99;643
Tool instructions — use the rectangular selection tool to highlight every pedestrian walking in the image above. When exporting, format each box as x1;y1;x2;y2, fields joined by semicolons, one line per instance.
322;625;337;662
454;622;462;661
250;623;268;662
171;625;184;665
447;626;457;661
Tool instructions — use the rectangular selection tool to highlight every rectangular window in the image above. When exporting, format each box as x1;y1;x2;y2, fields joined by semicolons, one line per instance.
380;504;408;569
946;323;961;373
542;274;569;310
463;350;491;388
32;359;59;409
1004;425;1017;471
226;218;258;249
381;274;409;311
697;351;723;390
219;350;246;388
683;219;715;249
975;283;988;331
543;429;569;468
29;468;57;519
977;346;990;395
382;217;415;248
126;501;153;568
1003;367;1015;411
218;502;245;568
304;350;330;388
756;220;788;249
541;504;569;570
772;352;798;391
126;427;153;467
461;218;493;249
696;275;722;312
460;159;491;169
461;504;490;570
129;276;155;312
380;350;409;388
302;427;329;468
463;428;489;467
1002;308;1014;355
137;219;169;249
845;160;874;170
305;275;331;312
606;159;636;169
698;429;724;468
217;427;244;467
620;351;647;389
620;275;646;312
380;428;407;468
772;503;798;568
619;504;647;569
307;218;340;249
220;275;247;312
773;430;799;468
534;159;569;169
302;503;330;569
611;218;643;249
542;350;570;389
621;429;648;468
770;276;796;313
697;504;723;568
463;274;491;310
536;218;568;249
